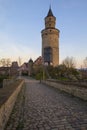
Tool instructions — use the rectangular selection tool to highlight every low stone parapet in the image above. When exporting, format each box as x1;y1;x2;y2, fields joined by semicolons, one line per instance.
0;80;24;130
42;79;87;101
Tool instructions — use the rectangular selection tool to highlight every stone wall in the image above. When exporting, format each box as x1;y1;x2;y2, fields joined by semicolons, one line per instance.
42;80;87;101
0;80;24;130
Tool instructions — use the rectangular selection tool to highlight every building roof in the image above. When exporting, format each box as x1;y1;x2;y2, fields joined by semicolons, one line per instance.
11;61;19;68
34;56;43;65
0;67;9;71
29;58;33;63
47;7;54;17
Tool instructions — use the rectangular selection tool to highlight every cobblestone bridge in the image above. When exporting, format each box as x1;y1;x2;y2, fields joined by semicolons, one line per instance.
5;78;87;130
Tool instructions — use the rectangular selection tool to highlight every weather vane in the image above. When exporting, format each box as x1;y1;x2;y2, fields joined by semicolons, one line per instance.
50;0;52;7
50;0;52;9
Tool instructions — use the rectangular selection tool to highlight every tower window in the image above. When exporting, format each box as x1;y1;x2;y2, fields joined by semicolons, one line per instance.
44;47;52;63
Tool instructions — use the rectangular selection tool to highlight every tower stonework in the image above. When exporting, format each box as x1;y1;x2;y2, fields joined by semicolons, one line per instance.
41;7;60;66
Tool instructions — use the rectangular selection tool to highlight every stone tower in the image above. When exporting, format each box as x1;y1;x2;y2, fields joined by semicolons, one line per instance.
41;7;60;66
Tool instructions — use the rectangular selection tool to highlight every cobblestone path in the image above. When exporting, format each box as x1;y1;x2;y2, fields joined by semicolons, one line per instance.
5;78;87;130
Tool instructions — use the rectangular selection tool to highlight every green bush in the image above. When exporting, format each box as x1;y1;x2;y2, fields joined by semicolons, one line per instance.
0;75;8;88
0;75;8;83
35;73;42;80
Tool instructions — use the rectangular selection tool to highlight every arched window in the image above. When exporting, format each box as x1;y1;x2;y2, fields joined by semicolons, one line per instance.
44;47;52;63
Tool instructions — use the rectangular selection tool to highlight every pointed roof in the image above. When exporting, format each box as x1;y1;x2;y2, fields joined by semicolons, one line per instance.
29;58;33;63
47;6;54;17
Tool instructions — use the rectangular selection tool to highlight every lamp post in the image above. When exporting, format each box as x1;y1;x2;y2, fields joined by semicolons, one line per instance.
42;57;45;80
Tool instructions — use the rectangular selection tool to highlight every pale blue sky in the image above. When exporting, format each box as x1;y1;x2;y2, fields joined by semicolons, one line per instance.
0;0;87;67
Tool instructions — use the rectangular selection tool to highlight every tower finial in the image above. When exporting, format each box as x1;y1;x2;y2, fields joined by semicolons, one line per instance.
50;0;51;9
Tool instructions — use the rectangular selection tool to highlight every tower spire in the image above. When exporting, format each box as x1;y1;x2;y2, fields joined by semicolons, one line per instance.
47;5;53;17
47;0;54;17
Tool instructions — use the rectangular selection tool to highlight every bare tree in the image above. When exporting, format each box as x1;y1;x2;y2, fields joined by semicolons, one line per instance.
18;57;22;66
0;58;11;67
62;56;76;68
83;57;87;68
